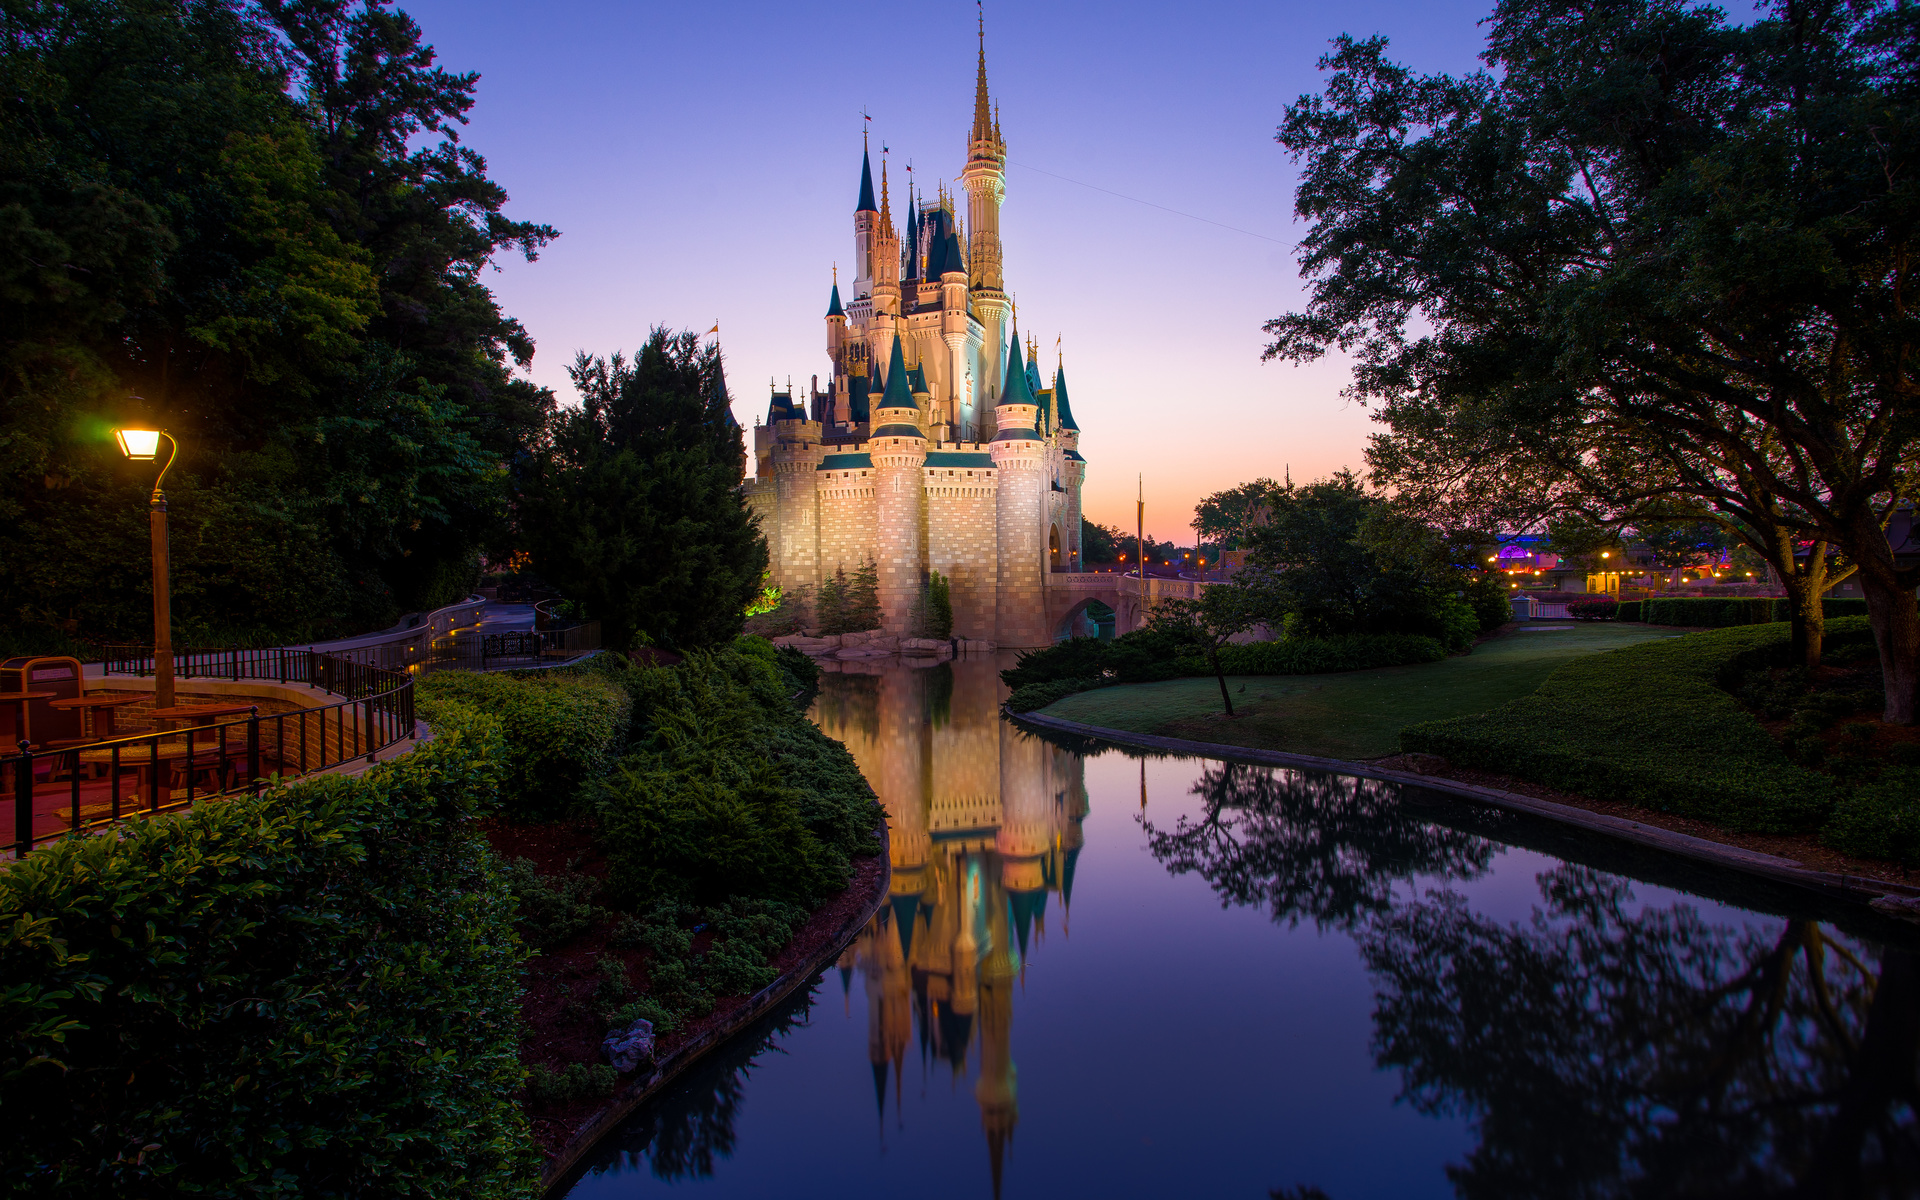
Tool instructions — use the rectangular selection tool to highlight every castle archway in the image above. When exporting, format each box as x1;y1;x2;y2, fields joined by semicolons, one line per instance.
1049;524;1062;571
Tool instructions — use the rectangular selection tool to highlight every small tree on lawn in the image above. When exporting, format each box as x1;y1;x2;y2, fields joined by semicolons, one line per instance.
815;569;848;635
1148;577;1278;718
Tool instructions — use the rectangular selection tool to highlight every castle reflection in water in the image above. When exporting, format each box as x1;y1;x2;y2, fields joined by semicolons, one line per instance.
810;655;1085;1192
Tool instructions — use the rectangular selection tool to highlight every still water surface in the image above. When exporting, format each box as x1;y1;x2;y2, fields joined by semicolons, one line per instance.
560;656;1917;1199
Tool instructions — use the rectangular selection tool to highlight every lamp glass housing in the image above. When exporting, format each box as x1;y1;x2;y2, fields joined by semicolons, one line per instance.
116;429;161;460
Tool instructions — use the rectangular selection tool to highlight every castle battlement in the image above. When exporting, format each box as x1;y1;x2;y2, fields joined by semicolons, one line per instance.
744;29;1084;647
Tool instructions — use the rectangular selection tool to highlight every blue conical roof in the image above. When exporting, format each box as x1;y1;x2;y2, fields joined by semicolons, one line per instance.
1054;364;1079;431
880;334;915;410
826;282;843;317
998;331;1035;408
856;146;877;214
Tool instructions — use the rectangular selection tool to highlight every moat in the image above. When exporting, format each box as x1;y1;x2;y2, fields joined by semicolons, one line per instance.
557;655;1918;1199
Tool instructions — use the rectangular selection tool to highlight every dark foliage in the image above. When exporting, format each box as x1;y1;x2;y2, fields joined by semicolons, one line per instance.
0;700;535;1197
518;329;767;652
1;0;554;645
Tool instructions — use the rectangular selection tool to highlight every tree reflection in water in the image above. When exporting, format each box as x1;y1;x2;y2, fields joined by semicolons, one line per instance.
1143;761;1920;1198
1144;762;1494;930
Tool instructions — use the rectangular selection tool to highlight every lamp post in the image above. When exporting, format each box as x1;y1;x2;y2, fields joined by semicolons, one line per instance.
115;428;178;710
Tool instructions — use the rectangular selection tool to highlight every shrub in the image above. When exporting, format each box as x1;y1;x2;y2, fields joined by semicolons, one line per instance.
1822;772;1920;866
1004;630;1447;696
1617;600;1644;622
1768;596;1870;621
0;704;537;1197
501;857;607;950
1213;633;1447;674
1008;676;1104;714
1645;597;1778;627
596;647;881;907
1567;599;1618;620
418;669;632;816
1402;618;1878;833
524;1062;617;1106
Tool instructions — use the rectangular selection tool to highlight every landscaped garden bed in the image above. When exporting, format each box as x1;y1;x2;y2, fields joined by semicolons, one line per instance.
413;640;886;1176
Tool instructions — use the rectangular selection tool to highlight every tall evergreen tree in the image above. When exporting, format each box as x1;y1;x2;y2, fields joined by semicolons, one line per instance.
518;328;766;651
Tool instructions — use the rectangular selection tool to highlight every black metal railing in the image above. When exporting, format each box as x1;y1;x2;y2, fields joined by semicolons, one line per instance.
4;650;414;859
95;620;600;680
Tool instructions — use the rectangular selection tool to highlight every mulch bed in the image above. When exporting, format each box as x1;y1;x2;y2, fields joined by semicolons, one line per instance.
479;815;887;1162
1371;752;1914;887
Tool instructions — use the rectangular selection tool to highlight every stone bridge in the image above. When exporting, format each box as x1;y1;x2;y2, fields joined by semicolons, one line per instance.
1041;573;1214;643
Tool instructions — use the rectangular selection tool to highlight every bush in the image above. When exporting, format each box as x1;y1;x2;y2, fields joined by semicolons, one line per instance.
418;669;632;816
1617;600;1644;622
1402;618;1878;833
1822;772;1920;866
595;645;881;907
501;857;607;950
1769;596;1870;621
525;1062;617;1106
1645;597;1778;627
1213;633;1448;674
1465;569;1516;632
1002;633;1449;713
0;704;537;1197
1568;599;1618;620
1007;676;1104;714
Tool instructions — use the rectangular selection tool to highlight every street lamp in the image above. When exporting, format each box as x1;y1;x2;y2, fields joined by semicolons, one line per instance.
116;427;178;709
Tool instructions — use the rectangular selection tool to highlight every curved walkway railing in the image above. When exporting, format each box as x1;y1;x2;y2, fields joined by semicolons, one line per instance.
5;649;414;859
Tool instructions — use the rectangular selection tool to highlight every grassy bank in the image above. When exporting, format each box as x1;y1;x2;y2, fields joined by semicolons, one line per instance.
1038;623;1670;760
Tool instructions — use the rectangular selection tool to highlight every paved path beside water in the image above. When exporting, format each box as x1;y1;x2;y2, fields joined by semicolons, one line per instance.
1041;622;1673;760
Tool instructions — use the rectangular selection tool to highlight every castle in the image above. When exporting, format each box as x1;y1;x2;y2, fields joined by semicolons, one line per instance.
746;30;1085;648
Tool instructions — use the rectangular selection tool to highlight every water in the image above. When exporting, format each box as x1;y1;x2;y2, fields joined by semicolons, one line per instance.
559;656;1919;1199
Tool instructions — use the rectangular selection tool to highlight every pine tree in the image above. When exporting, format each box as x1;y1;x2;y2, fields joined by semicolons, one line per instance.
926;571;954;639
848;559;881;632
815;568;849;635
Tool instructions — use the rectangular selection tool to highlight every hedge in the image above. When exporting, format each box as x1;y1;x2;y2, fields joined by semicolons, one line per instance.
1641;596;1871;627
1617;600;1643;622
418;668;631;816
0;703;536;1197
1401;618;1876;833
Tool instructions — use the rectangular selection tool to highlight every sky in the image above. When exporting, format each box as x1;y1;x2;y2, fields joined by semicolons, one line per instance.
399;0;1499;541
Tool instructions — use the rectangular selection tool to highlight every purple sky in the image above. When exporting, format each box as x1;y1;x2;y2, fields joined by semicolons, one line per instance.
400;0;1497;540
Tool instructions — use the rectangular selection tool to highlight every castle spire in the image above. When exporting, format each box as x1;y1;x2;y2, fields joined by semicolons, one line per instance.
999;322;1035;408
879;156;893;226
972;7;994;147
857;133;877;214
881;333;915;410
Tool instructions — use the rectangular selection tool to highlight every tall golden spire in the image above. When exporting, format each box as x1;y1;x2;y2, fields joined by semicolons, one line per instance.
971;6;994;147
880;156;893;226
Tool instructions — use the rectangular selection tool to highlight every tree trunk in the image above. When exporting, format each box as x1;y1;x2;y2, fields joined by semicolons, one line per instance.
1851;526;1920;724
1210;646;1234;717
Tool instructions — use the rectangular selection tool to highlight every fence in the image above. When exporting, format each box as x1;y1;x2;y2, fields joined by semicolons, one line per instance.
97;620;601;680
1510;596;1573;620
4;649;414;859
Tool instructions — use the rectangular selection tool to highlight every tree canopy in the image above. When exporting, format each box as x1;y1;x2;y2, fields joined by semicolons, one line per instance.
517;330;766;652
1;0;553;646
1269;0;1920;715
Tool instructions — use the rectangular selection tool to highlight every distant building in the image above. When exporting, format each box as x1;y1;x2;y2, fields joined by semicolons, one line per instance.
745;30;1083;647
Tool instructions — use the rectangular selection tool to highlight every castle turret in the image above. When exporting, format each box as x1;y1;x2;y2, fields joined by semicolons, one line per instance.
962;18;1009;442
990;329;1047;645
770;385;824;596
853;140;878;298
871;334;927;634
1055;359;1085;570
871;161;901;368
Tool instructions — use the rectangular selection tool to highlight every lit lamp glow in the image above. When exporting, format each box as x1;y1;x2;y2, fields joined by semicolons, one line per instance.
115;424;179;709
115;429;162;460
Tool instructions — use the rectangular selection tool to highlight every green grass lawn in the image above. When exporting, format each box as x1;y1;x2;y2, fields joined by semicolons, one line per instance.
1039;623;1674;760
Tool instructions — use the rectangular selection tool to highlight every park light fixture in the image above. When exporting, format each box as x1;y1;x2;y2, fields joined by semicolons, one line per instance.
115;422;179;709
1601;551;1611;558
115;428;162;460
